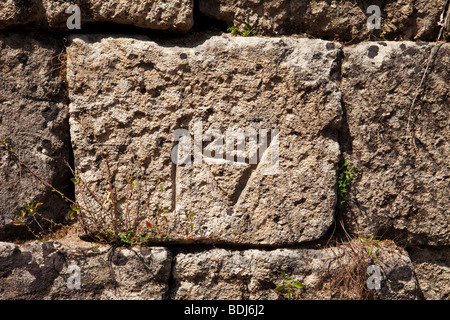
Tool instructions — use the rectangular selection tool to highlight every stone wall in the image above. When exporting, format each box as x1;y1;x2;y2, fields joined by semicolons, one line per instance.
0;0;448;300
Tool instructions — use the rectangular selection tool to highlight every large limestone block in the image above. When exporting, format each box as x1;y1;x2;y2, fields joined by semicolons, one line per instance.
199;0;446;41
340;42;449;245
171;240;420;300
0;33;70;240
67;34;342;245
0;0;193;33
0;240;171;299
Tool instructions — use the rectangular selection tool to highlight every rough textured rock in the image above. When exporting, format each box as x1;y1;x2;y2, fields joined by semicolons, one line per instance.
0;33;70;240
0;240;172;299
0;0;45;30
0;0;194;33
446;8;450;40
43;0;194;32
171;240;420;300
199;0;446;41
340;41;449;245
67;34;342;245
409;247;450;300
1;0;448;301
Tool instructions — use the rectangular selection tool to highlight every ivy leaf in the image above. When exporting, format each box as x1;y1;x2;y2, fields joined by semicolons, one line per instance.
12;220;24;226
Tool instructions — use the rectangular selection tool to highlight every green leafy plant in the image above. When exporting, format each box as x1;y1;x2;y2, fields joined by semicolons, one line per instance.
184;209;196;237
359;235;380;261
1;136;203;247
241;21;257;37
227;25;240;35
12;198;96;254
12;200;66;238
227;21;257;37
63;153;201;246
337;161;354;206
275;271;304;300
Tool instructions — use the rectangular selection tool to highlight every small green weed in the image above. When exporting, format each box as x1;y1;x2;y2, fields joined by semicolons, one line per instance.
1;136;203;247
227;25;240;35
337;161;354;206
12;199;74;239
275;271;304;300
359;235;380;261
227;21;257;37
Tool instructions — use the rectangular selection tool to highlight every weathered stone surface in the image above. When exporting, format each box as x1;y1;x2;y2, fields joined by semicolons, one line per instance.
446;9;450;40
0;33;70;240
409;247;450;300
0;0;45;30
0;240;172;299
340;42;449;245
67;34;342;245
171;240;420;299
0;0;193;33
43;0;194;32
199;0;446;41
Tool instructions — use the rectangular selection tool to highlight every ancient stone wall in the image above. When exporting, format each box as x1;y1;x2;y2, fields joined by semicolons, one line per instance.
0;0;448;300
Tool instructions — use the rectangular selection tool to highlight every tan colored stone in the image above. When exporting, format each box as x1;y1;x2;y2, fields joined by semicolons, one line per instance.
0;0;45;29
0;240;171;299
172;240;420;300
0;0;193;33
340;41;449;245
199;0;446;41
409;247;450;300
43;0;194;32
67;34;342;245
